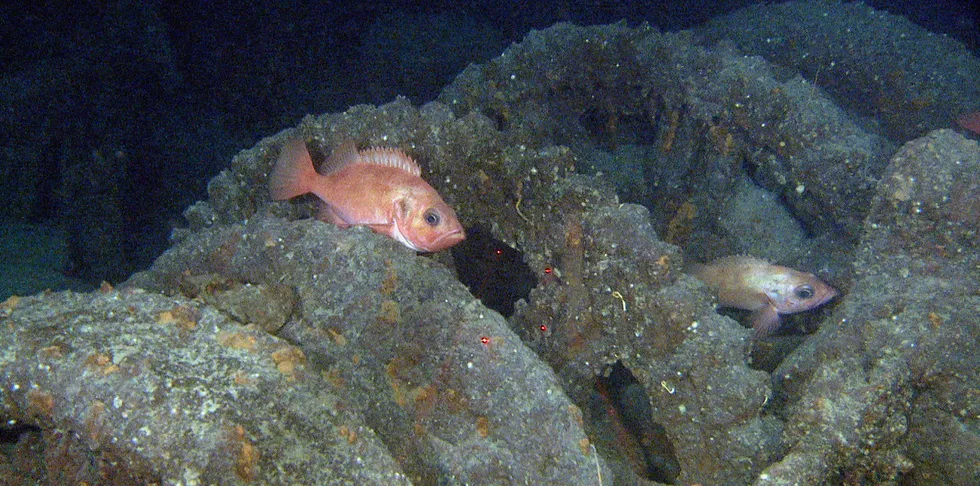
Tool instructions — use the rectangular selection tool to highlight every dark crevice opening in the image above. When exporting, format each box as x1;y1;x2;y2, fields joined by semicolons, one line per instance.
451;223;536;318
593;361;681;484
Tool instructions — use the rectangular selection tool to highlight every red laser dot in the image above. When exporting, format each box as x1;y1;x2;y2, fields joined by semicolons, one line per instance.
543;267;552;274
480;336;490;345
495;249;503;256
539;325;548;333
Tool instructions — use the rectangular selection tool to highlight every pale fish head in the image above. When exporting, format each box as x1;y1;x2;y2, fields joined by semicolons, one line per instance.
392;188;465;252
767;270;838;315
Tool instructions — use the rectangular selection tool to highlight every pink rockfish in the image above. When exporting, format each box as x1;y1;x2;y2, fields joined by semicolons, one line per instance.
691;255;837;337
269;139;465;252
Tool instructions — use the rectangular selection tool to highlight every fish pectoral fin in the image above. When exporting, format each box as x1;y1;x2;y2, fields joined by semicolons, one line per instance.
366;222;394;232
318;203;392;229
750;305;781;338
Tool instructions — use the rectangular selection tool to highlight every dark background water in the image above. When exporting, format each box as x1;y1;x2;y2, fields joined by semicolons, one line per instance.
0;0;977;291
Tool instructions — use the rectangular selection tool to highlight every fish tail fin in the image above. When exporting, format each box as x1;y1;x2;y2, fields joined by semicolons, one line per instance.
269;139;318;200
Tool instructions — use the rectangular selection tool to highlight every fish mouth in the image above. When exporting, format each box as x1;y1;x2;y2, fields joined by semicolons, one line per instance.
448;228;466;240
410;228;466;253
427;228;465;251
821;288;840;305
807;288;838;310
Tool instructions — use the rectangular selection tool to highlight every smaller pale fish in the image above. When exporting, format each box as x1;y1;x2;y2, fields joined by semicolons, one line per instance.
691;255;837;337
269;138;465;252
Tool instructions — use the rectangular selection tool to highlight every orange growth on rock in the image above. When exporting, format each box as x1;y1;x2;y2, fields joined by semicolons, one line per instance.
271;346;306;379
85;352;120;375
324;368;347;388
27;389;56;419
39;345;64;359
662;110;680;152
229;424;260;482
578;437;592;455
218;331;257;351
955;111;980;135
338;424;358;444
476;416;490;438
1;295;21;312
84;400;108;444
156;305;199;331
665;200;697;245
326;327;348;346
378;299;402;325
381;259;399;295
232;371;257;386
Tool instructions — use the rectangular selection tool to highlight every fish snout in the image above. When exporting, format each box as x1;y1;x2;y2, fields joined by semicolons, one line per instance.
420;227;466;252
442;227;467;247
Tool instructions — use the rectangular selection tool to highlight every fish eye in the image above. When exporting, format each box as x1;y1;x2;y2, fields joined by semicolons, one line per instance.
423;209;441;226
795;285;814;299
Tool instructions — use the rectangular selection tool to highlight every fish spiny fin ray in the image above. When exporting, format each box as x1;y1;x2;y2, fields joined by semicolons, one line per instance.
359;147;422;176
321;140;422;177
319;139;361;175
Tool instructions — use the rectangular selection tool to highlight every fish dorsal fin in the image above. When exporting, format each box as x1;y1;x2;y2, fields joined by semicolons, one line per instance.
711;254;770;267
320;139;360;175
322;139;421;177
359;146;421;177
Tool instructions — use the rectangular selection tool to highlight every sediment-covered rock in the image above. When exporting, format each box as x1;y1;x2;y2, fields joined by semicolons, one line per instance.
762;129;980;484
0;288;410;485
695;0;980;143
